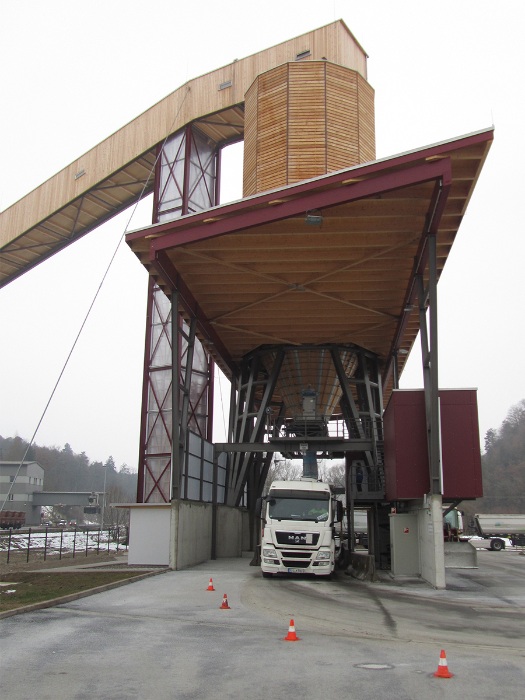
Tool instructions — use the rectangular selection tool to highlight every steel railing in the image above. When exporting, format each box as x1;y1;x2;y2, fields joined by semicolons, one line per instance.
0;525;129;564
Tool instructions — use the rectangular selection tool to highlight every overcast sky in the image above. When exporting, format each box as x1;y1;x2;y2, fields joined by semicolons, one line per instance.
1;1;524;469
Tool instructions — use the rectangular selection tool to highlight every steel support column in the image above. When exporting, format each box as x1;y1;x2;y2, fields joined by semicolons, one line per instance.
226;349;284;506
417;232;441;494
171;291;181;500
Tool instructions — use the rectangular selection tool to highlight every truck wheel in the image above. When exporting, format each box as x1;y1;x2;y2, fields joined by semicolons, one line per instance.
262;571;273;578
491;539;504;551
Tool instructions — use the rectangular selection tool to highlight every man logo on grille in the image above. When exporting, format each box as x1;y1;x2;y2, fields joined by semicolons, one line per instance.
288;534;305;543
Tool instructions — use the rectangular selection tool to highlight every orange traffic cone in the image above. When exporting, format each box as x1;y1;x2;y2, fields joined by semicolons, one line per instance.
283;619;300;641
206;578;215;591
433;649;453;678
220;594;231;609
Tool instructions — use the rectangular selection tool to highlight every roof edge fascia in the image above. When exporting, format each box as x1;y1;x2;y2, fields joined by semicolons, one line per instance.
126;126;494;244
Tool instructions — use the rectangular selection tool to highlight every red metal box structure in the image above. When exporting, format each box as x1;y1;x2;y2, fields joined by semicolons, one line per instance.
383;389;483;500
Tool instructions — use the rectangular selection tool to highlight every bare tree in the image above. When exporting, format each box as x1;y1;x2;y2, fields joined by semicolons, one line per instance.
264;456;302;492
264;456;346;491
104;484;130;527
316;460;345;486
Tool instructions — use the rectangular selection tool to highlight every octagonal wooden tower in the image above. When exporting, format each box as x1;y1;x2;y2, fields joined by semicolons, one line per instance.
243;56;375;196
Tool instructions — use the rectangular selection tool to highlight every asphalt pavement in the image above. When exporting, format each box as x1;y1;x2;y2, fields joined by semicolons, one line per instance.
1;550;524;699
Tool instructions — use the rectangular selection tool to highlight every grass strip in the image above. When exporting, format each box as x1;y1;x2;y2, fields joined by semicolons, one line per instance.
0;571;145;613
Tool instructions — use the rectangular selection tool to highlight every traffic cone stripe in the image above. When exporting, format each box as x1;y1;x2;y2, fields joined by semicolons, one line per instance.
284;618;300;641
433;649;453;678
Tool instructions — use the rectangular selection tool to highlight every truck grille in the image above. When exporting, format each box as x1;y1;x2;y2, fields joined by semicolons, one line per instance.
275;531;320;546
282;559;311;568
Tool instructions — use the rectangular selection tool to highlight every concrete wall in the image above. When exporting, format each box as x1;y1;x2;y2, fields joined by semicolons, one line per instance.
127;498;447;588
242;510;251;551
173;500;213;569
386;497;446;588
444;541;478;568
215;505;246;558
127;500;251;569
346;552;376;581
416;495;446;588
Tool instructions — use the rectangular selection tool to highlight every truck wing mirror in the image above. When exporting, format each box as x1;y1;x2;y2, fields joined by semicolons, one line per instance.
336;500;344;523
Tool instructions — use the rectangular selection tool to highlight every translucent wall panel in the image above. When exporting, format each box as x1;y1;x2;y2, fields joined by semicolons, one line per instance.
157;130;186;222
139;124;219;503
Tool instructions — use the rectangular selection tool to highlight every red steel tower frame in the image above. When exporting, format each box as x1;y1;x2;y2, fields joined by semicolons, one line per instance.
136;124;221;503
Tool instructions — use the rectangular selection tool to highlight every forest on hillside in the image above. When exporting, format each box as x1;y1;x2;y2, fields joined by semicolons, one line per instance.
0;435;137;524
462;399;525;519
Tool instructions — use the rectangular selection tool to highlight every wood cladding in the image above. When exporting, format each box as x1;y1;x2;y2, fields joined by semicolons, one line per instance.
243;61;375;196
1;19;367;254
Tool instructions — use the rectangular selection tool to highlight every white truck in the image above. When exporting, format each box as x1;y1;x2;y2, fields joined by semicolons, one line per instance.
340;506;369;548
259;478;343;578
471;514;525;551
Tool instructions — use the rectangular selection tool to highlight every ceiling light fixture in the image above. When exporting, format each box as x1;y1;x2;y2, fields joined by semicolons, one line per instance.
305;210;323;226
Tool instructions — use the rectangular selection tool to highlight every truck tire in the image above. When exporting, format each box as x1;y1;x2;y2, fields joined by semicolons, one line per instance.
491;539;504;551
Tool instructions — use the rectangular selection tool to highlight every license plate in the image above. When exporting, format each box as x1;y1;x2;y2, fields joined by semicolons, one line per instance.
288;568;305;574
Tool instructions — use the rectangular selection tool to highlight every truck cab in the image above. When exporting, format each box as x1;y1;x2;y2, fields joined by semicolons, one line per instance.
259;479;342;578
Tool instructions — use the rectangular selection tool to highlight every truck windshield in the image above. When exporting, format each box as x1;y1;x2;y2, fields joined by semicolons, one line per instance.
268;497;329;522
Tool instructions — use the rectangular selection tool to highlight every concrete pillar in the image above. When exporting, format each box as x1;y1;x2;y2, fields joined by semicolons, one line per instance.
418;494;446;589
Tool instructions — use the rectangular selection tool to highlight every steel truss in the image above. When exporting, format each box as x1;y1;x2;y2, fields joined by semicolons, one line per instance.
221;344;385;508
137;124;219;503
225;349;285;507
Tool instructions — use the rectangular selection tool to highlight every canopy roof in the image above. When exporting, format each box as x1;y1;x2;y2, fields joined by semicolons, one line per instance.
126;128;493;402
0;20;365;288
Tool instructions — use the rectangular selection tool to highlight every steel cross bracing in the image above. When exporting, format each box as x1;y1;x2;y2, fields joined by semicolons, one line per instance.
137;283;214;503
137;281;173;503
172;304;196;500
154;125;220;222
137;123;219;502
220;344;386;508
332;348;384;495
225;349;285;507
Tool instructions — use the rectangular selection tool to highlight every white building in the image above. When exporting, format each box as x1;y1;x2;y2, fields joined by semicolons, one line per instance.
0;461;44;525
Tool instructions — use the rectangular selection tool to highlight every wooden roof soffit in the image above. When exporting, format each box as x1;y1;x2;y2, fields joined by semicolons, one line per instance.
0;20;366;288
126;128;493;389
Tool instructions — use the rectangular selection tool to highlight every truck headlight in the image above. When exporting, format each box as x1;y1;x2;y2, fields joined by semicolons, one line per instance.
316;550;331;560
262;547;278;559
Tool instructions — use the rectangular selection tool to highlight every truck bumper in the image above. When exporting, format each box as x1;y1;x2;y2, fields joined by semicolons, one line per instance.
261;551;334;576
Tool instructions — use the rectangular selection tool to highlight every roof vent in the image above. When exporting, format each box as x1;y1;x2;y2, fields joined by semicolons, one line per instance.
295;49;311;61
